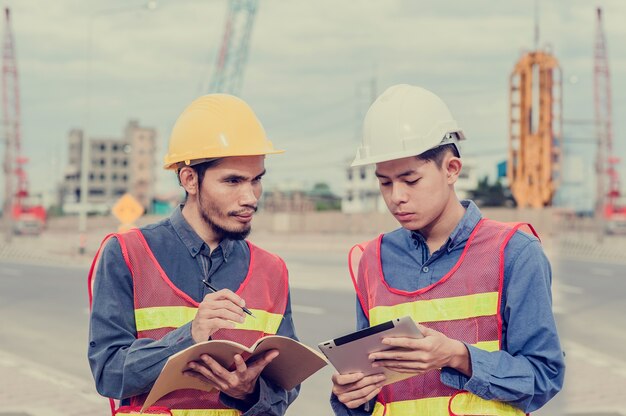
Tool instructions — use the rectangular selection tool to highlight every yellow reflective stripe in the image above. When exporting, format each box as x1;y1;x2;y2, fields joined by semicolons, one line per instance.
116;409;239;415
369;292;499;325
450;392;525;416
135;306;283;334
233;309;283;334
473;340;500;352
376;395;524;416
171;410;240;416
378;397;450;415
372;401;386;416
135;306;197;331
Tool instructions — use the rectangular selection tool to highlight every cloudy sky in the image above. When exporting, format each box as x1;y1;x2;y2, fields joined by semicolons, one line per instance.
3;0;626;202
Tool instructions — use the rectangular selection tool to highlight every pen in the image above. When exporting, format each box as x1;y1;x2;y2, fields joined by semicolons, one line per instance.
202;279;255;318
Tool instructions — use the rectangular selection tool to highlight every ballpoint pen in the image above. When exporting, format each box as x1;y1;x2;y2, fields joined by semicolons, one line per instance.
202;279;255;318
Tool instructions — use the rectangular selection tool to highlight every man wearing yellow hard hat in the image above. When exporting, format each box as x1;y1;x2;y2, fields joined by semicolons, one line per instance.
88;94;299;415
330;85;564;415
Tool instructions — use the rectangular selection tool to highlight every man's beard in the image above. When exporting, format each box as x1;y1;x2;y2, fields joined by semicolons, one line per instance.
198;197;255;241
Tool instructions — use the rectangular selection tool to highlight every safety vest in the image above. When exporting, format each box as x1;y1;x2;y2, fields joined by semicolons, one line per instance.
88;229;289;416
349;219;537;416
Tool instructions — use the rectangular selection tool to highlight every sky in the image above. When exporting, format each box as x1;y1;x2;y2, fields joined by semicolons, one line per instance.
2;0;626;203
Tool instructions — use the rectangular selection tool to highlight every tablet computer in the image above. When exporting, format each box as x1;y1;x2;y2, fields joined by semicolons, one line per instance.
318;316;423;384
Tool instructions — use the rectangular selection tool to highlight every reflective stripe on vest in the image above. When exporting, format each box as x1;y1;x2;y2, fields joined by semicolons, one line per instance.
116;409;240;415
372;394;525;416
135;306;283;334
369;292;499;325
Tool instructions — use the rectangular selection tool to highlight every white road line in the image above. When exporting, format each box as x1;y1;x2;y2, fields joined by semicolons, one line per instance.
292;304;326;315
560;284;584;295
0;266;21;276
0;349;101;403
563;339;626;378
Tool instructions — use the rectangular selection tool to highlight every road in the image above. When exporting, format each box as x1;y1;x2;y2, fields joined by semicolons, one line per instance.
0;252;624;415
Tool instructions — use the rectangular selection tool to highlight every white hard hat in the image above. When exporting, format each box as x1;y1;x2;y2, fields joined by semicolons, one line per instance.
351;84;466;167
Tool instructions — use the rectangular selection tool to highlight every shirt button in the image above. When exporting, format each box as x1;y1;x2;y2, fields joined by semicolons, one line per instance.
422;266;429;273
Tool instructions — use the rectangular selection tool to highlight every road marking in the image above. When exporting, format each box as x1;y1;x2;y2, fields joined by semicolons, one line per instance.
563;339;626;379
292;304;326;315
0;349;102;403
560;284;584;294
0;267;21;276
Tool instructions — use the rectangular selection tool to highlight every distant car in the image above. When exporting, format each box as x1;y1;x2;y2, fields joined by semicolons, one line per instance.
13;216;44;235
605;217;626;235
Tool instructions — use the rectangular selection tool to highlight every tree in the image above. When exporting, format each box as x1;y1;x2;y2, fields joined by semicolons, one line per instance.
468;176;515;207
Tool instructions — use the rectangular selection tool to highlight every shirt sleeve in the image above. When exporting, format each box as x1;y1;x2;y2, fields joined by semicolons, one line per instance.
329;297;376;416
88;237;195;400
219;288;300;415
440;237;565;412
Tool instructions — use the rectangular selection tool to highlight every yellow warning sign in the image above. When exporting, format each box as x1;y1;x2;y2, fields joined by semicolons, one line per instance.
111;193;144;226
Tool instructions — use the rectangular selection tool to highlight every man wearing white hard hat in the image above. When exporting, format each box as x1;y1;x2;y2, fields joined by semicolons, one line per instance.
88;94;299;415
331;85;564;415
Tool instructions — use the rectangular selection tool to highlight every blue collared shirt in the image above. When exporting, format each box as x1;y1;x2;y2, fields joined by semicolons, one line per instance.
331;200;564;415
88;206;299;415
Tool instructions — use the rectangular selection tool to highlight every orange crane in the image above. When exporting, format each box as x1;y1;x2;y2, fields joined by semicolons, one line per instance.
594;7;626;234
2;8;46;235
508;49;562;208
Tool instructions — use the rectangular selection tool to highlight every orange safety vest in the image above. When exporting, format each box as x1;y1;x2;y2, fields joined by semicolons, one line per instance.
88;229;289;416
349;219;537;416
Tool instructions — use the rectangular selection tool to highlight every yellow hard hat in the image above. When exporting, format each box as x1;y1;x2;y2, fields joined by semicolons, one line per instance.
163;94;284;170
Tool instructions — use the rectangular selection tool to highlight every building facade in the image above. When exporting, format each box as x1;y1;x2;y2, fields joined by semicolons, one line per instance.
62;120;157;214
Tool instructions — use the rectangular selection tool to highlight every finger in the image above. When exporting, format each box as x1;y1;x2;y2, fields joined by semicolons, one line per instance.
331;372;365;386
193;317;238;335
370;349;420;362
233;354;248;374
197;301;246;322
199;354;232;380
183;369;217;386
198;308;246;324
203;289;246;309
381;336;420;348
247;350;279;373
416;323;436;336
339;382;383;408
374;360;427;372
186;361;230;391
344;386;382;409
332;373;385;395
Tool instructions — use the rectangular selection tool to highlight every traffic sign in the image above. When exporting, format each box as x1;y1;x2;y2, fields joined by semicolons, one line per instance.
111;193;144;225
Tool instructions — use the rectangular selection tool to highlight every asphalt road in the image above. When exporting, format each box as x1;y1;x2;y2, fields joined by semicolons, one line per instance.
1;254;624;415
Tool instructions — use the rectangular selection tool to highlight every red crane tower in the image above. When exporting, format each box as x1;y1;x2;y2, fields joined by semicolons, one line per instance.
2;7;46;237
208;0;258;95
594;7;624;228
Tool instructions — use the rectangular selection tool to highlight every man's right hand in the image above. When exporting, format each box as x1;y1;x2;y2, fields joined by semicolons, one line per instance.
331;372;386;409
191;289;247;343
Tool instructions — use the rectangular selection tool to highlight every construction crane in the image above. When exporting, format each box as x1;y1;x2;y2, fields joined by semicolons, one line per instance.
594;7;626;234
508;48;562;208
208;0;258;95
2;8;46;238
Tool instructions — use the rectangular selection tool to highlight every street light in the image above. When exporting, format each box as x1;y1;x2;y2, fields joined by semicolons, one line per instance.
78;2;158;254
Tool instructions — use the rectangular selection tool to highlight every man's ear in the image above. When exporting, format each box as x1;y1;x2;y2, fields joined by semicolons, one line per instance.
445;156;463;185
179;166;198;196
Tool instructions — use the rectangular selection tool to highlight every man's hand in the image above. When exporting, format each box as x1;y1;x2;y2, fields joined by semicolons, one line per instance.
331;372;386;409
191;289;247;343
184;350;280;400
369;324;471;376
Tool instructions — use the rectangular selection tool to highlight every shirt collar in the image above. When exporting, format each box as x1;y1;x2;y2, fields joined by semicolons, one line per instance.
409;200;483;252
170;204;235;260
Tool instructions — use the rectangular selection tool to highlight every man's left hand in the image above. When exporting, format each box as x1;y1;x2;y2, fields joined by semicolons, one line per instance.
184;349;280;400
368;324;471;377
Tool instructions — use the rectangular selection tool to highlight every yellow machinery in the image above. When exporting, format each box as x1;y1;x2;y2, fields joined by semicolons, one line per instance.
508;51;562;208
